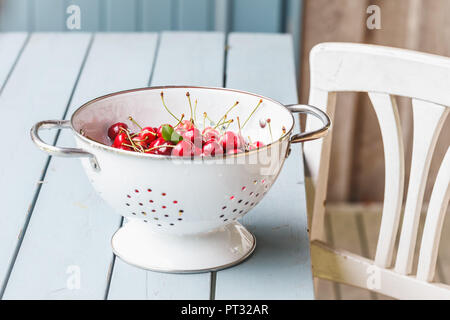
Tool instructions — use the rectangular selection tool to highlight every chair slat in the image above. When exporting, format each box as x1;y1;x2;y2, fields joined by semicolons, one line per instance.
306;89;336;242
396;99;449;275
368;93;405;268
417;148;450;281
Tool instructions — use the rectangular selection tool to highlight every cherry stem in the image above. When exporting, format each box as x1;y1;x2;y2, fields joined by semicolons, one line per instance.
203;112;207;129
122;128;142;152
144;144;176;153
215;101;239;129
194;99;198;124
160;92;181;122
214;114;227;129
204;112;215;127
174;113;185;128
216;118;233;131
237;116;243;139
237;116;247;151
267;118;273;141
128;116;143;130
186;92;194;123
242;99;263;129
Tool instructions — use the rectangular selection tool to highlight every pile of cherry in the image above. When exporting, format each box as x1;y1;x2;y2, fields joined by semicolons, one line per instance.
107;91;268;157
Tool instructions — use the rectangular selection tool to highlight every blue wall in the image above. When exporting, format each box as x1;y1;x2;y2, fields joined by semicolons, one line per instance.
0;0;302;63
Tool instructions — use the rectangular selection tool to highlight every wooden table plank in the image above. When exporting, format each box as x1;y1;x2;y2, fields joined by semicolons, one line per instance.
3;33;158;299
108;31;225;300
0;32;28;91
215;33;314;299
0;33;91;296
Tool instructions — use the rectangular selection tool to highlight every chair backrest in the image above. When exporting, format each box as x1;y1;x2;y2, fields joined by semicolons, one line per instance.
305;43;450;298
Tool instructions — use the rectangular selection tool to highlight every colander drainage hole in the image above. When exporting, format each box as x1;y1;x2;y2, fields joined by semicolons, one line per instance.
222;206;227;210
178;218;182;221
233;209;237;213
141;212;146;215
152;209;156;213
139;203;143;206
164;214;169;217
239;210;243;214
162;193;166;196
245;202;249;205
127;195;131;198
230;196;235;200
220;214;224;218
147;189;152;192
157;224;162;227
249;192;254;196
135;189;139;193
162;206;166;209
154;217;159;220
170;223;174;226
126;203;130;206
149;200;154;203
132;212;136;215
224;219;228;222
238;200;242;203
241;186;246;191
173;200;178;204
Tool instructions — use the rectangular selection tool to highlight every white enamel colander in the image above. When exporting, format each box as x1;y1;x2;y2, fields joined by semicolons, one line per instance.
31;86;330;273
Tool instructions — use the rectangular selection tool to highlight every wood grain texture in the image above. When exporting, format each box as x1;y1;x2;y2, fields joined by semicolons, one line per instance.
151;31;225;86
0;32;28;90
0;32;92;295
107;31;225;300
300;0;450;203
300;0;368;201
215;33;314;300
3;33;157;299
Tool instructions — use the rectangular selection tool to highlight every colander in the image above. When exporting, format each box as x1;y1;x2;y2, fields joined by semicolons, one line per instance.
31;86;330;273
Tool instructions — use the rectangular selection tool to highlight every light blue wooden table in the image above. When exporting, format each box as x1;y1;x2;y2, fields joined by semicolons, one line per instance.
0;31;314;300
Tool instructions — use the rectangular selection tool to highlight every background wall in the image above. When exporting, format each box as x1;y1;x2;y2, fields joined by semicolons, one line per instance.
0;0;302;61
300;0;450;204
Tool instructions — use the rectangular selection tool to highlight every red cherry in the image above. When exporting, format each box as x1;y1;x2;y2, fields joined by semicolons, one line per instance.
177;120;194;131
182;128;202;147
249;141;265;150
112;132;129;148
108;122;128;141
171;140;194;157
132;136;148;149
192;146;202;156
202;140;223;156
157;124;173;138
219;131;242;152
138;127;157;144
202;127;220;141
148;137;173;155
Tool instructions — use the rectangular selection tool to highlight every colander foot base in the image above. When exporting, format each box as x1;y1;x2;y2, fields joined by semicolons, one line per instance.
111;220;256;273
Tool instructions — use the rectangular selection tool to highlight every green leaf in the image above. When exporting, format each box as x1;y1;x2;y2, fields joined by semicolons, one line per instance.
161;124;183;144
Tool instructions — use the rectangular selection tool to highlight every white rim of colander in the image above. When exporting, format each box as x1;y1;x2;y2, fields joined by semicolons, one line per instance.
70;85;295;161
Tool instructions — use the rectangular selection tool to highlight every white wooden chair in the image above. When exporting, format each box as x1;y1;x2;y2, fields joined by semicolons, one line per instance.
304;43;450;299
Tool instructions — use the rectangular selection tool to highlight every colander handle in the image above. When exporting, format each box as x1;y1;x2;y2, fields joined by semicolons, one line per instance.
30;120;100;171
286;104;331;143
